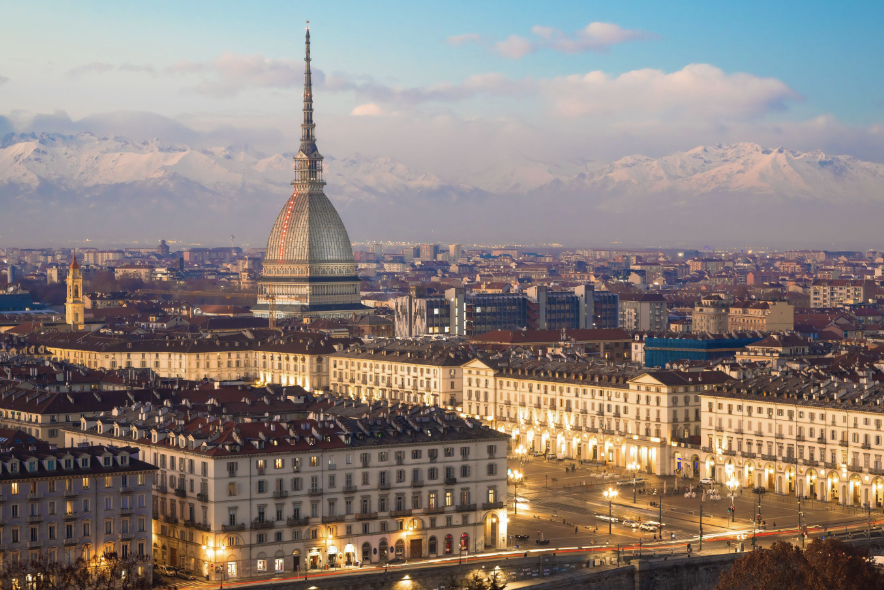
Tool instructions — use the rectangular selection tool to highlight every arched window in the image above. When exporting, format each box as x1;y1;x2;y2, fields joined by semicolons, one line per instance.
460;533;469;551
428;536;437;555
378;539;388;560
361;542;371;562
444;534;453;555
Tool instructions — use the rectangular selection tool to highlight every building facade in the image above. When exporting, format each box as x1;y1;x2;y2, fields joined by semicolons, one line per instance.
67;410;508;582
618;294;667;332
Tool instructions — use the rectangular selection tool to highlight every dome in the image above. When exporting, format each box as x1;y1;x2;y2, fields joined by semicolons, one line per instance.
264;190;355;265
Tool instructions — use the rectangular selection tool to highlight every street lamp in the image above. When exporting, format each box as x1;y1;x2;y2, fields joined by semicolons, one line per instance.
603;487;618;535
509;470;523;515
627;461;640;504
515;445;527;464
726;477;739;522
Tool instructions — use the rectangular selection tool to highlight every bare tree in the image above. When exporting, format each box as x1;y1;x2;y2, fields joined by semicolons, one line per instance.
0;552;152;590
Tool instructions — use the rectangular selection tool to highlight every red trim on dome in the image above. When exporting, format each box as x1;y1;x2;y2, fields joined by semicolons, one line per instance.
276;191;299;261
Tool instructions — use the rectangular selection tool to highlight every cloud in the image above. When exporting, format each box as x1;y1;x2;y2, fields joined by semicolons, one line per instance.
66;62;156;79
545;64;801;119
350;103;384;116
450;22;656;58
0;75;8;85
446;33;484;46
321;64;797;123
166;53;301;97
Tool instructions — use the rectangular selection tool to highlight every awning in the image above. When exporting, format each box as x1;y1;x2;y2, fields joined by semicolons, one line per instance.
327;545;338;555
344;544;355;553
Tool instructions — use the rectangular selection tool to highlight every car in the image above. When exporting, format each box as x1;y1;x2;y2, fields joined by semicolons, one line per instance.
617;478;648;486
386;558;406;565
155;565;176;578
639;523;659;532
176;570;197;581
700;478;714;485
622;519;639;528
595;514;619;522
515;496;530;503
514;534;529;541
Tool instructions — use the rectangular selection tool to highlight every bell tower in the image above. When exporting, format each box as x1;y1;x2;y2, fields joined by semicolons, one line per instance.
65;254;85;331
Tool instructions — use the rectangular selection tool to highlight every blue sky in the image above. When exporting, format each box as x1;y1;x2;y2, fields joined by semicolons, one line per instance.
2;0;883;175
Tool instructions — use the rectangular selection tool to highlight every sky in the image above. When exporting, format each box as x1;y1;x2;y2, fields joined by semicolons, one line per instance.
2;0;884;183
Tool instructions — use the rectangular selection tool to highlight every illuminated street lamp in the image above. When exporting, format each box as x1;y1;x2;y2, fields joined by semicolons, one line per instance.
627;461;640;503
726;477;739;522
515;445;527;464
603;487;618;535
508;469;524;514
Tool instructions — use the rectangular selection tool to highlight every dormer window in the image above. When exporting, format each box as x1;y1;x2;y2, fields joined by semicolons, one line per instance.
103;457;111;467
10;463;18;473
28;461;36;472
64;459;72;469
120;456;128;465
80;458;90;468
47;460;55;470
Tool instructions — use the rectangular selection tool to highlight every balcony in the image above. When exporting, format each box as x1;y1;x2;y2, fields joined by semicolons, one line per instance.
741;451;757;459
795;435;805;442
27;542;43;549
257;467;266;475
321;515;347;524
120;533;135;541
761;454;777;461
0;544;7;552
425;506;446;514
355;512;377;521
734;428;744;435
28;493;43;500
63;537;79;546
156;484;168;494
120;507;134;516
63;512;78;521
482;501;505;510
456;503;477;512
839;440;849;447
273;490;289;499
63;490;78;498
802;459;818;467
163;515;179;525
701;446;713;453
774;433;784;439
754;431;764;438
869;467;884;476
377;482;391;490
722;450;737;457
174;489;187;498
444;477;457;485
327;464;337;470
411;480;425;488
251;519;274;530
862;443;872;450
197;493;209;503
390;509;412;517
119;486;133;494
27;514;43;523
221;523;245;532
307;488;323;496
194;522;211;532
817;437;827;444
343;485;358;493
287;516;310;526
824;461;838;469
395;457;404;465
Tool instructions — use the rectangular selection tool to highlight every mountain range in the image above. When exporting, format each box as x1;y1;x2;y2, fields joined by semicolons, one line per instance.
2;133;883;247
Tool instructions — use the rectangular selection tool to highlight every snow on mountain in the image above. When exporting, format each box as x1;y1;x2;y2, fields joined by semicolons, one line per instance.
569;142;884;201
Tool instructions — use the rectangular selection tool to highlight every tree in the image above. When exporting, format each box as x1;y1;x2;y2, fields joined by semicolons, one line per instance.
0;552;153;590
487;569;508;590
715;539;884;590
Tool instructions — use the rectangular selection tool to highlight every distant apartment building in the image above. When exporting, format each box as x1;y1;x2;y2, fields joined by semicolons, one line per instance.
418;244;439;260
688;258;725;273
618;293;667;332
692;294;732;333
727;300;794;332
811;280;872;307
393;286;593;337
592;291;620;329
82;250;125;266
114;265;155;282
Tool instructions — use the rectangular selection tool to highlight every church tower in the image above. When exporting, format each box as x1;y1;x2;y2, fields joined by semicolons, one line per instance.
65;254;85;331
254;25;369;320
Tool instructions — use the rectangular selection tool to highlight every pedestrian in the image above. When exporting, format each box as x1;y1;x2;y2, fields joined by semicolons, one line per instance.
575;526;578;534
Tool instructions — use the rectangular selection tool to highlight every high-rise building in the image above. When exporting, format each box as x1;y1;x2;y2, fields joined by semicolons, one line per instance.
254;28;369;321
65;254;85;331
372;243;383;259
157;239;170;256
449;243;463;261
419;244;439;260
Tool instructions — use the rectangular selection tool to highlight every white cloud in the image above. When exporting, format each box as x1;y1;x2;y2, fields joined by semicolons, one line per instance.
446;33;484;46
450;22;656;59
350;103;384;116
544;64;800;119
166;53;302;97
65;62;156;79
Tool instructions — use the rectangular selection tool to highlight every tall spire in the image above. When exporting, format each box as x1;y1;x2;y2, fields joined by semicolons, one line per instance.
293;22;323;188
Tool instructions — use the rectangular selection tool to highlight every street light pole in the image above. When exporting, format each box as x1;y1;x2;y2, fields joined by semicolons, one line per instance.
603;488;617;535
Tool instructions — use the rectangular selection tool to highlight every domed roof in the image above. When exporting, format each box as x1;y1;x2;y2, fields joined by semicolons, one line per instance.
265;190;354;265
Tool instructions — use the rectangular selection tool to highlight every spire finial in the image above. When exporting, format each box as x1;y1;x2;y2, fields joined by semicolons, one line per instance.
292;22;324;188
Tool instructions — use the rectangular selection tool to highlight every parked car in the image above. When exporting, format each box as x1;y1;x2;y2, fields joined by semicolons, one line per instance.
176;570;197;581
700;478;714;485
514;534;529;540
155;565;176;578
622;519;639;528
639;523;659;532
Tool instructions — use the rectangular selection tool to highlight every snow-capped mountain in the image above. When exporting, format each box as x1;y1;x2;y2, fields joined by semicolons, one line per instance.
570;143;884;201
2;133;884;246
